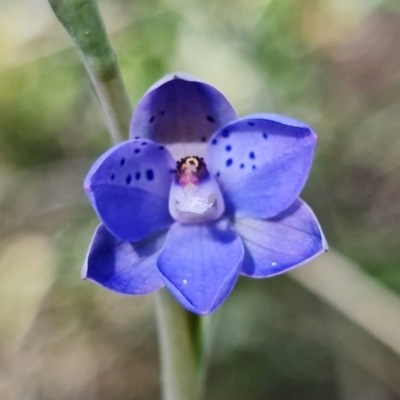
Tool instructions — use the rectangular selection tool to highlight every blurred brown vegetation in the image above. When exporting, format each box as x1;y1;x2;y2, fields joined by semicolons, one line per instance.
1;0;400;399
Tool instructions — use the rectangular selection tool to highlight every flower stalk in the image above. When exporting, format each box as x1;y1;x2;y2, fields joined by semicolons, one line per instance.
155;289;211;400
47;0;132;143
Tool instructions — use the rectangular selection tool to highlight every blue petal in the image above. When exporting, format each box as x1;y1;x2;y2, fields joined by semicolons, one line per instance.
234;199;328;278
129;73;237;159
83;224;165;294
157;218;244;315
84;140;175;242
206;114;317;218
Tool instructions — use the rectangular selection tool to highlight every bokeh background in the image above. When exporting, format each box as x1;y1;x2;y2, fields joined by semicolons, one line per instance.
1;0;400;398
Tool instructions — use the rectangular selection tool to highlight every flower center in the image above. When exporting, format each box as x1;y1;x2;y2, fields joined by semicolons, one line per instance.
168;156;225;224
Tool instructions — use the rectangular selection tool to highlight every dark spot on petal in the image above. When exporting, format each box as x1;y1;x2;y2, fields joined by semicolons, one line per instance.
206;115;215;123
240;163;245;169
226;145;232;152
135;172;141;181
120;158;125;166
263;132;268;139
134;148;140;154
146;169;154;181
111;173;115;180
170;169;176;174
173;75;179;79
222;129;230;138
226;158;233;167
249;151;255;159
216;172;220;177
159;146;165;150
149;116;155;123
126;174;132;184
252;165;257;170
248;121;255;126
159;110;165;116
201;136;207;142
211;139;218;145
141;142;147;146
134;136;140;139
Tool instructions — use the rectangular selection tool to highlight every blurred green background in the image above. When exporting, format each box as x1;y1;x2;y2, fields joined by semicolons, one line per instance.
1;0;400;398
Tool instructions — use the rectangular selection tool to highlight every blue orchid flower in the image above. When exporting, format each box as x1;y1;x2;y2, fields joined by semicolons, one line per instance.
82;73;327;315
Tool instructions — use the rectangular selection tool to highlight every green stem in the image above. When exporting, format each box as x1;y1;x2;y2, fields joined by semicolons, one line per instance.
47;0;131;143
83;57;131;143
155;289;212;400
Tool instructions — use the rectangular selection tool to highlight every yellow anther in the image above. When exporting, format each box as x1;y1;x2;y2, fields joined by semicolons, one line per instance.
185;157;199;169
181;157;199;172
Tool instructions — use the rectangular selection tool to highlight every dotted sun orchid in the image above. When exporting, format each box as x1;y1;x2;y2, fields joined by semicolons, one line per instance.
83;73;328;315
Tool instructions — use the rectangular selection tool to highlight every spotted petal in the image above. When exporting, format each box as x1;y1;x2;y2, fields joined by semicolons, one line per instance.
234;199;327;278
157;218;244;315
130;73;237;159
206;114;317;218
84;140;175;242
83;224;165;294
